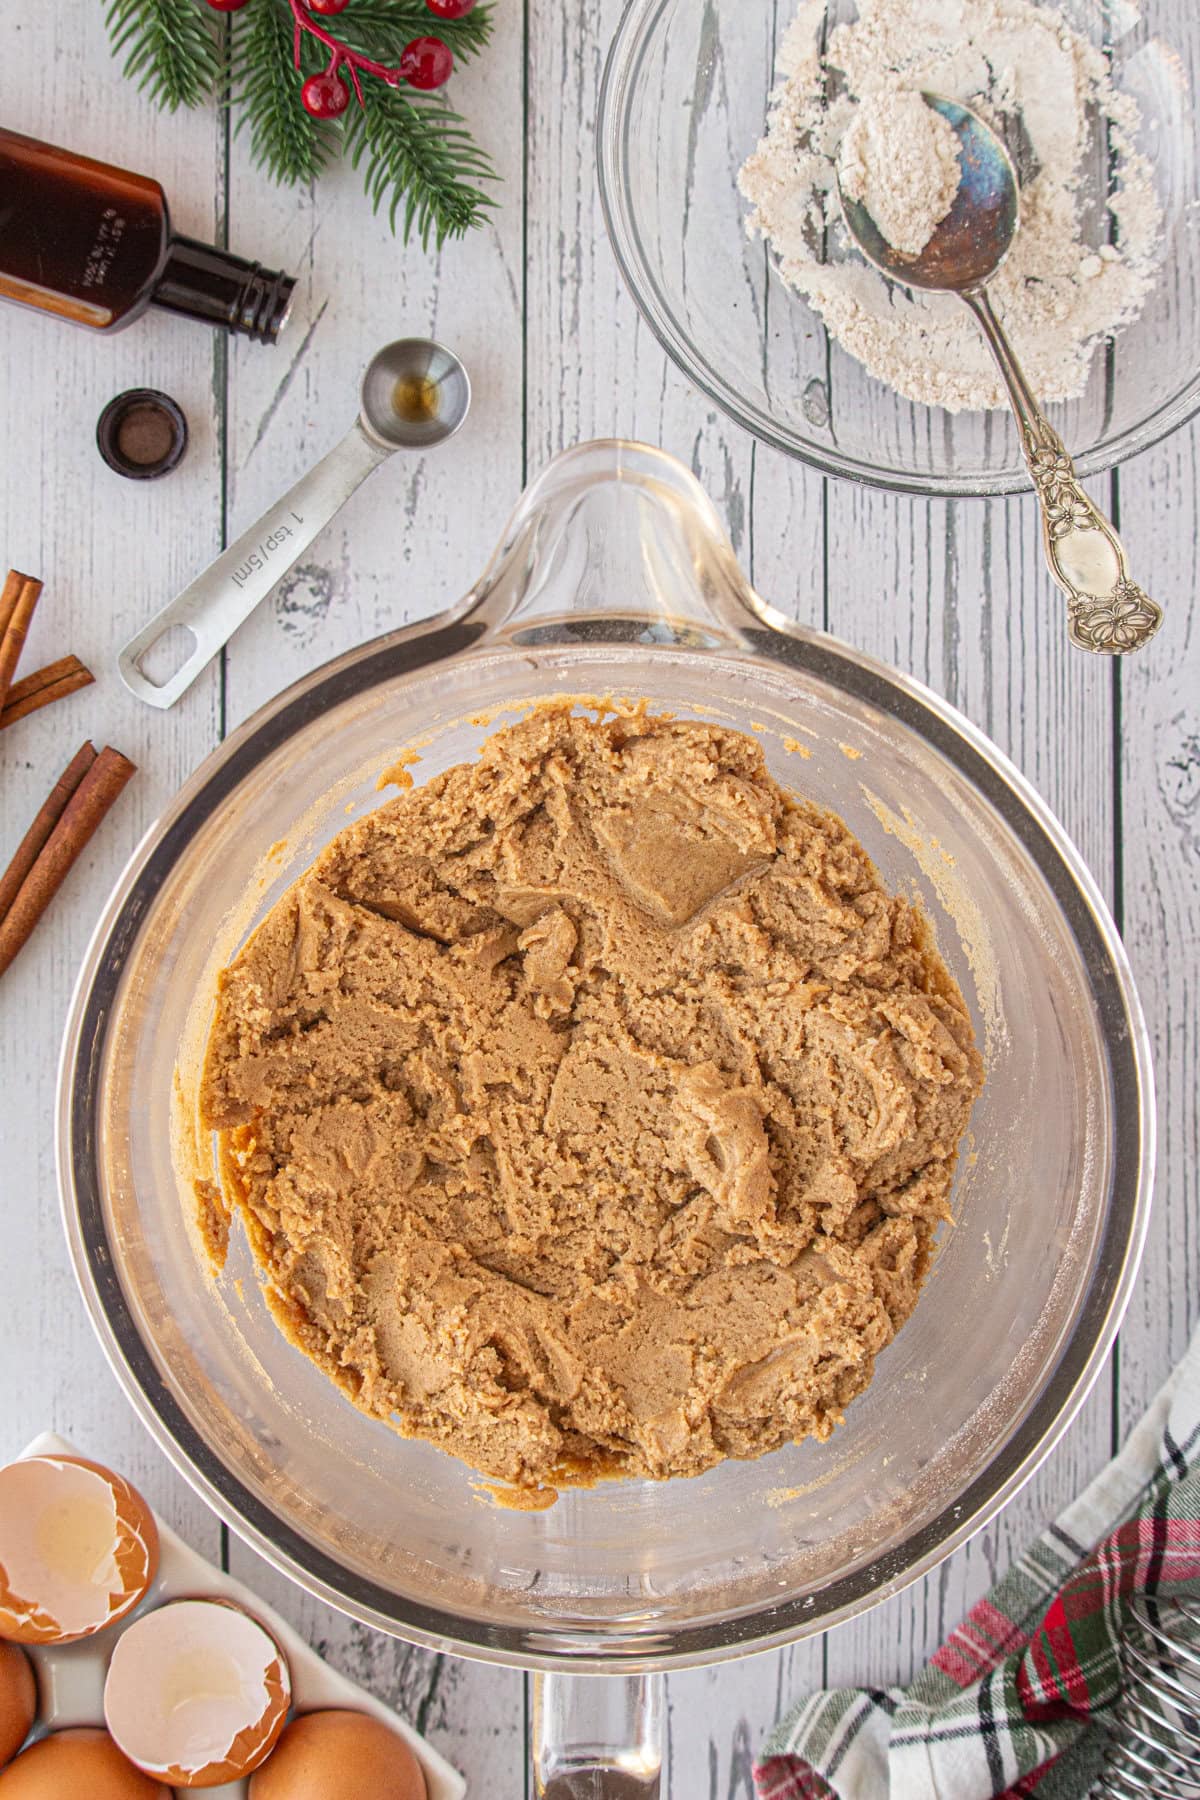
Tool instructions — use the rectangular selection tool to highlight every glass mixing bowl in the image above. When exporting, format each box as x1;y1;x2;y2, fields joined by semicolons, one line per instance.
597;0;1198;495
59;443;1152;1698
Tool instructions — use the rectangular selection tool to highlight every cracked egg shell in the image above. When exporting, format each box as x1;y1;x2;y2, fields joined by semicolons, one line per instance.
249;1709;428;1799
0;1456;158;1645
0;1728;171;1798
104;1598;291;1788
0;1643;35;1767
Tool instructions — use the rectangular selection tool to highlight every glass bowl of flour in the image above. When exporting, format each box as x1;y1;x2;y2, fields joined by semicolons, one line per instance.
598;0;1196;495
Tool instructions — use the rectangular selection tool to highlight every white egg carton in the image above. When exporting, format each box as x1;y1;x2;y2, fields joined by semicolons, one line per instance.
18;1434;465;1800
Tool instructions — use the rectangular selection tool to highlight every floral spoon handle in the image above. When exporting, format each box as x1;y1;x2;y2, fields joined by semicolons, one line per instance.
959;286;1163;655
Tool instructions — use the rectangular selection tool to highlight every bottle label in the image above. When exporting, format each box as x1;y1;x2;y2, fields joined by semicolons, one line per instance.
81;209;128;292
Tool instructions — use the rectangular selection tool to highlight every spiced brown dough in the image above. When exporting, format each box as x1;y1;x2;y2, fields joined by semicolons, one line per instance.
201;707;983;1498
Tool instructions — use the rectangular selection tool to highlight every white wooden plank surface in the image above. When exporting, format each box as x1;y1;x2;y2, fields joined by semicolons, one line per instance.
1113;434;1200;1429
0;1;1195;1796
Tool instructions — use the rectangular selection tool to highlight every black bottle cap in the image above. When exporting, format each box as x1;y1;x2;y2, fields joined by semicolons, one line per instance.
96;389;189;480
154;238;296;343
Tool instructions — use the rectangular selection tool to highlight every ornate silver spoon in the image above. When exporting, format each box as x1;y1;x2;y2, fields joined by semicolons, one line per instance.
837;93;1162;656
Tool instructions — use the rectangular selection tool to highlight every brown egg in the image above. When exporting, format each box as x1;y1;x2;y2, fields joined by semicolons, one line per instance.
0;1455;158;1645
0;1644;35;1767
0;1728;170;1797
249;1709;427;1799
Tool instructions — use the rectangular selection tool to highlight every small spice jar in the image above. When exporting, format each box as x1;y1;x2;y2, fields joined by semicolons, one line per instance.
96;389;188;480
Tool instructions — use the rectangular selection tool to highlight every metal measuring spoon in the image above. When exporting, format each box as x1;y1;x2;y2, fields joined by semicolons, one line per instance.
118;338;471;708
837;94;1162;656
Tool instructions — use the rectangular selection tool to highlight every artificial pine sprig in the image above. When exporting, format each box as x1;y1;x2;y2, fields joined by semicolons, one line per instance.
102;0;497;245
232;0;338;188
105;0;224;111
338;2;491;58
343;80;496;246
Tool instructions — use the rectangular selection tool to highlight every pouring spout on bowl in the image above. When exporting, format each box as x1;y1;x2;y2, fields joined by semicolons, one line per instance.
465;438;770;648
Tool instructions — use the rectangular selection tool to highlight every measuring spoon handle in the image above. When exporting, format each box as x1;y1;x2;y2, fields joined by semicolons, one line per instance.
959;285;1163;656
118;421;393;709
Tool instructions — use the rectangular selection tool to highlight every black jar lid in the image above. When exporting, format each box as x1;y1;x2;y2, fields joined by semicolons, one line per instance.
96;389;189;480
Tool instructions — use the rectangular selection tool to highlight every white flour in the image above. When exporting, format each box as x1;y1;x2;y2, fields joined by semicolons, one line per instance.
737;0;1162;412
840;90;962;257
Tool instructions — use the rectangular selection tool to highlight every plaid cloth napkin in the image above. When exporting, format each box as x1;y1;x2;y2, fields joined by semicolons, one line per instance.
754;1321;1200;1800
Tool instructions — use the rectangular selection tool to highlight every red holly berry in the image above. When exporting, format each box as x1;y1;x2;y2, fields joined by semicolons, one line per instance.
426;0;478;16
400;35;453;89
301;69;351;117
307;0;350;11
204;0;250;10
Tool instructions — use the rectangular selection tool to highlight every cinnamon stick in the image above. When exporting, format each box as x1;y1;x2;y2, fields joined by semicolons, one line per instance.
0;570;24;640
0;655;94;730
0;571;43;714
0;745;136;978
0;743;97;925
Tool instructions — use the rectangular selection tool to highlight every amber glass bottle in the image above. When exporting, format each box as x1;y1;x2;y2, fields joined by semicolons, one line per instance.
0;126;295;342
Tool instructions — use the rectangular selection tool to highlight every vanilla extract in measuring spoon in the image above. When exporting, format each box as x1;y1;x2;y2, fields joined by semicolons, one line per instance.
391;373;443;425
117;338;471;710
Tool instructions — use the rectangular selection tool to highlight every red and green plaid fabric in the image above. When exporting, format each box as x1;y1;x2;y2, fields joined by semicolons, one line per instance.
754;1326;1200;1800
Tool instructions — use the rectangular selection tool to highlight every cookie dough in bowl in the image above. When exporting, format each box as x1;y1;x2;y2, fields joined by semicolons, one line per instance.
201;704;983;1503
